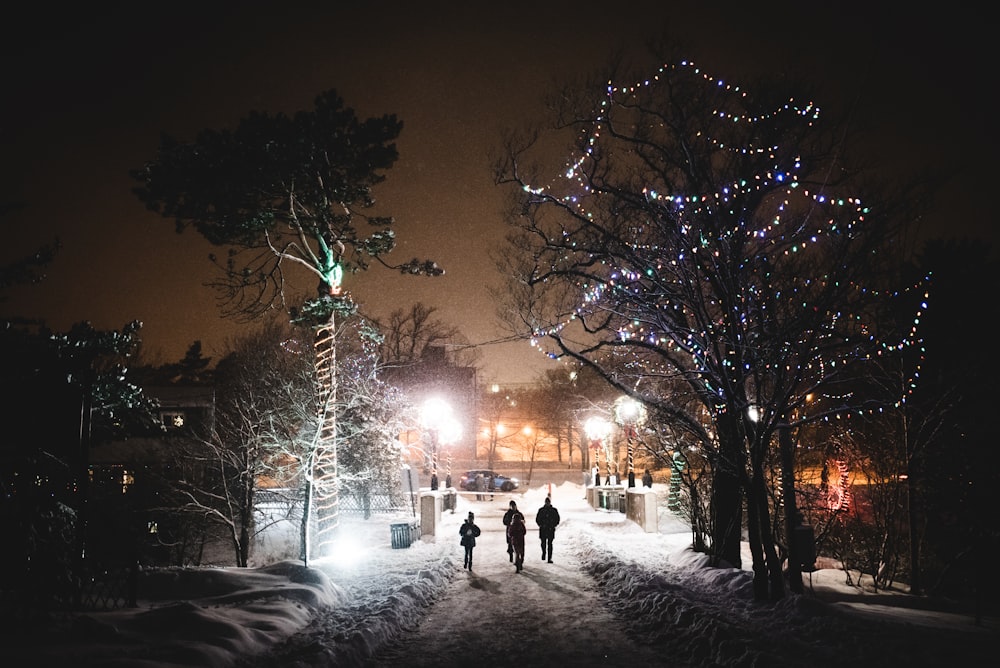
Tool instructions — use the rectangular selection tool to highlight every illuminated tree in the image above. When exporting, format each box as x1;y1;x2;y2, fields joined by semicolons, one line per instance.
495;58;923;600
333;318;413;520
132;91;442;564
155;319;312;567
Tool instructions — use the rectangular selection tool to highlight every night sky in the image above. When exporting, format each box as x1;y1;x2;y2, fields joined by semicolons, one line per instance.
1;2;992;384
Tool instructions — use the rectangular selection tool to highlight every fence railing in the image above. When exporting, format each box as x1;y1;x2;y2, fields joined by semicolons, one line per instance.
257;487;412;518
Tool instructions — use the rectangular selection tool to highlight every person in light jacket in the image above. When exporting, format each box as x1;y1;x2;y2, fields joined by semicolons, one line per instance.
475;473;485;501
459;512;481;570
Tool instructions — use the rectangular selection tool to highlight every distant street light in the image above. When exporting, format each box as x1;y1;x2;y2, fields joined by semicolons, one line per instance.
421;397;461;491
614;396;646;488
584;415;612;486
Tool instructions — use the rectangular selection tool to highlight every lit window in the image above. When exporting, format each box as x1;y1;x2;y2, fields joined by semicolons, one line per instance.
162;412;185;428
121;469;134;494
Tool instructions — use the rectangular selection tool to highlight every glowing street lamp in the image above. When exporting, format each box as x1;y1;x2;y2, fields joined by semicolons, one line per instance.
421;397;461;491
614;396;646;488
584;415;612;486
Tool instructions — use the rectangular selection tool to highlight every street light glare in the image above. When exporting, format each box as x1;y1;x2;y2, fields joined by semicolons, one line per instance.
438;419;462;445
420;396;461;491
421;397;461;443
615;396;643;423
420;397;452;427
584;416;611;440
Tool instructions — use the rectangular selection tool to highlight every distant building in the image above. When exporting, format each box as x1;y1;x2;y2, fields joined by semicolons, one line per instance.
382;345;478;462
88;384;217;566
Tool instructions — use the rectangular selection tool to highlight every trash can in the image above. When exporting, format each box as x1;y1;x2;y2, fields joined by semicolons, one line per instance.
390;522;412;549
791;524;815;570
618;491;627;513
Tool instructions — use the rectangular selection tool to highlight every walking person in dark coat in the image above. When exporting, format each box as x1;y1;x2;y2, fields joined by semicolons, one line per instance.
459;512;481;570
535;496;560;563
502;500;524;562
508;512;527;572
642;469;653;488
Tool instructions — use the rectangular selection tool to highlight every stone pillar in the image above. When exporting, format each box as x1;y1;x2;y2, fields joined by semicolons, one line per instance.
419;491;442;541
626;487;658;533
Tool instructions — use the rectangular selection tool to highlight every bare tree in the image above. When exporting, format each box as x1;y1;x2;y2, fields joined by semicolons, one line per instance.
156;319;313;566
372;302;481;370
478;387;523;469
493;55;923;600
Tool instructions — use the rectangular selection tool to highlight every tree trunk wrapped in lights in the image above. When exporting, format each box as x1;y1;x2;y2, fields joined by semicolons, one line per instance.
310;313;339;558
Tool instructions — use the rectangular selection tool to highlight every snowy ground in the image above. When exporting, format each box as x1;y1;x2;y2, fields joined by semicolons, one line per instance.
7;481;996;667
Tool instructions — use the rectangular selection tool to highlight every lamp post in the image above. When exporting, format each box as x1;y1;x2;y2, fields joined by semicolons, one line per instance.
614;396;646;488
584;416;612;486
421;397;461;491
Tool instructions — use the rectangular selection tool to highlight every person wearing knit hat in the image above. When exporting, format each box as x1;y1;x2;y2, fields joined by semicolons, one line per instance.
508;511;527;572
502;500;524;563
459;512;481;570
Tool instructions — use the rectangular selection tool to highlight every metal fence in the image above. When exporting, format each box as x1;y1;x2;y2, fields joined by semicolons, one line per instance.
1;559;137;621
75;562;137;611
339;491;410;515
256;487;411;518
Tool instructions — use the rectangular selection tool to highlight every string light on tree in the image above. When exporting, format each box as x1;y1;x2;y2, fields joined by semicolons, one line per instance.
520;59;927;421
499;56;931;598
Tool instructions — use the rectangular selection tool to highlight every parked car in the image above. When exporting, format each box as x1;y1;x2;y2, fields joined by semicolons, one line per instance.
459;469;519;492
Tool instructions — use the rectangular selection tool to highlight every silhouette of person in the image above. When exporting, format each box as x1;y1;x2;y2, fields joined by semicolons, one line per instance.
508;512;527;572
502;500;524;562
459;512;481;570
642;469;653;488
535;496;560;563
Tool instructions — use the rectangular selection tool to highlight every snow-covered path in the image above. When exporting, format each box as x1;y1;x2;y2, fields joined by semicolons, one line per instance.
365;496;674;667
238;481;996;668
